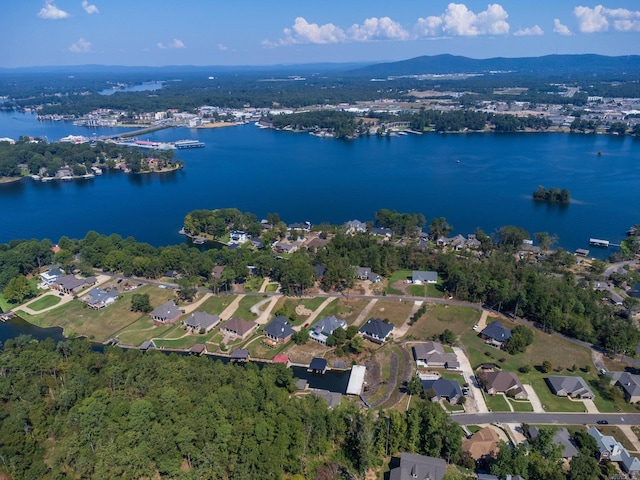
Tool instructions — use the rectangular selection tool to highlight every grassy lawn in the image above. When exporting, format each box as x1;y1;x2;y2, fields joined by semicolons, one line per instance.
198;295;237;315
316;298;370;325
485;393;511;412
245;335;285;360
231;296;263;320
24;285;176;342
302;297;326;311
407;304;481;341
408;282;445;299
530;377;587;412
443;401;465;413
0;291;12;312
243;277;264;292
509;399;534;412
265;283;279;292
371;300;414;327
27;294;62;311
438;370;465;383
386;269;411;295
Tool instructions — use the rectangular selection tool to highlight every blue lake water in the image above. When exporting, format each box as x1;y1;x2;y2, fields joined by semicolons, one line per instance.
1;111;639;257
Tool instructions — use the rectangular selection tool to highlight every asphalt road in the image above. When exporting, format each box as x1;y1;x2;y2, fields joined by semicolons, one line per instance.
453;412;640;426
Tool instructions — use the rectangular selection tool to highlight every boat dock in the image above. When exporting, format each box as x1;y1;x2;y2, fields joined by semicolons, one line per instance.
589;238;621;248
346;365;367;395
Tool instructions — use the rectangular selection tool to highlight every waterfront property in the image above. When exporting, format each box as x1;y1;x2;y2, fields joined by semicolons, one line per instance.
263;316;295;345
40;267;65;286
82;288;118;310
309;315;347;345
183;311;220;333
359;318;394;344
221;317;256;340
150;300;182;324
52;275;96;295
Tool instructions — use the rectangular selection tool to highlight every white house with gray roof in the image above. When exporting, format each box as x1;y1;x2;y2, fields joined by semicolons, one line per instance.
151;300;182;324
83;288;118;309
412;270;438;284
309;315;347;345
588;426;640;474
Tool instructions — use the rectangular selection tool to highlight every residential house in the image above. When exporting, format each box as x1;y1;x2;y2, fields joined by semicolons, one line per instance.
421;377;463;404
588;426;640;474
370;227;392;238
412;270;438;284
480;321;512;348
482;371;528;399
389;453;447;480
263;316;295;344
305;236;330;251
150;300;182;324
615;372;640;403
359;318;394;344
546;376;595;399
311;389;342;409
184;311;220;333
355;266;381;283
413;341;460;369
40;267;65;285
83;287;118;309
529;427;578;458
221;317;257;340
309;315;347;345
274;239;303;254
287;221;311;233
229;230;248;244
52;275;96;295
462;426;501;460
344;219;367;234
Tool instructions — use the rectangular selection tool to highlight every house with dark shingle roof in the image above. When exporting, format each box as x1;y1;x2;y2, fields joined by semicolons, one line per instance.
263;316;295;344
546;376;595;399
480;321;512;348
389;453;447;480
40;267;65;285
421;377;462;405
359;318;394;344
150;300;182;324
615;372;640;403
183;311;220;333
588;426;640;474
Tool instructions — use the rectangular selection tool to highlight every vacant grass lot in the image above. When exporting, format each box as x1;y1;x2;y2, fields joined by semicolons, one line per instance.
371;300;414;327
25;285;176;342
232;296;264;320
407;305;481;341
197;295;237;315
386;270;412;295
316;298;370;325
408;283;445;298
28;294;62;311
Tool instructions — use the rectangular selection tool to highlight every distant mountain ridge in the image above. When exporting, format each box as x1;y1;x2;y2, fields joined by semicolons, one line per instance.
350;54;640;77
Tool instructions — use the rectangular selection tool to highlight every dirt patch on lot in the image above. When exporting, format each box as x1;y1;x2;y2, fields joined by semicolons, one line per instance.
295;304;313;317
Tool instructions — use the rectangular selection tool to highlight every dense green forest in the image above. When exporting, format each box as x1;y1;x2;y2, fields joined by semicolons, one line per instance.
0;138;179;178
532;186;571;204
0;336;463;479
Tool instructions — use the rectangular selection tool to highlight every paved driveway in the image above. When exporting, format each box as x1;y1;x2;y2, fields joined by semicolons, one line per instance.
523;384;544;413
453;346;488;413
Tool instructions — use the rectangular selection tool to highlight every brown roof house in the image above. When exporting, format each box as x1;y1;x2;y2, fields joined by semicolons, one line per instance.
482;371;528;399
221;317;257;340
150;300;182;325
462;426;501;461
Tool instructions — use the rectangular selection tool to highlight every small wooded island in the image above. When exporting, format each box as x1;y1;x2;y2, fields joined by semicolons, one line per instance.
532;185;571;204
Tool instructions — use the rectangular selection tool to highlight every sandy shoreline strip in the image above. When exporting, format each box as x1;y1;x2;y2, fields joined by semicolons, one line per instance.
196;122;237;129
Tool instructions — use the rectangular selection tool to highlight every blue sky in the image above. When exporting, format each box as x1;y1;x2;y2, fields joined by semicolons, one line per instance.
1;1;640;67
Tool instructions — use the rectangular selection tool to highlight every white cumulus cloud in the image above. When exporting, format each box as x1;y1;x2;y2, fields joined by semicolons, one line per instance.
157;39;185;49
348;17;410;41
279;17;347;45
574;5;609;32
69;38;92;53
218;43;228;51
38;0;69;20
81;0;99;14
553;18;573;36
513;25;544;36
416;3;509;37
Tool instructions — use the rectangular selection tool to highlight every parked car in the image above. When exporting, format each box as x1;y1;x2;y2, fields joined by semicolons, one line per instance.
597;420;609;425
